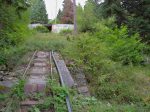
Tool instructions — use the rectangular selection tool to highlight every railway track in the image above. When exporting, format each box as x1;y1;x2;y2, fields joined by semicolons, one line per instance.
17;51;74;112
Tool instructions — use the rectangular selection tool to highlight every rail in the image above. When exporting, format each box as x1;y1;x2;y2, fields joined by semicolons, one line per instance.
51;50;73;112
22;51;37;79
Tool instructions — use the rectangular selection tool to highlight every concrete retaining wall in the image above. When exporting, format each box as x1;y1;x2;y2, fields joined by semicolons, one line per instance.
52;24;74;33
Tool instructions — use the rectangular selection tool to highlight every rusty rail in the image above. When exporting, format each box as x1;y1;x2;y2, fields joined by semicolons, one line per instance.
23;51;37;79
51;50;73;112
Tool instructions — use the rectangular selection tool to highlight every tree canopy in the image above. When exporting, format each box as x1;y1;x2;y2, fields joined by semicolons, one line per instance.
30;0;48;24
57;9;63;23
60;0;74;24
0;0;30;48
94;0;150;42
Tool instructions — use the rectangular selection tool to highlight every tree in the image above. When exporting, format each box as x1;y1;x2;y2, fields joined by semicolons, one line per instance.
95;0;150;42
61;0;74;24
0;0;30;48
122;0;150;42
76;0;98;32
30;0;48;24
57;9;63;22
76;4;83;27
0;0;31;65
96;0;126;26
0;0;30;17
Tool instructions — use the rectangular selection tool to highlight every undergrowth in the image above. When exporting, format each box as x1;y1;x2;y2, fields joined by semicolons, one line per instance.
61;20;150;111
0;79;26;112
28;76;69;112
0;32;70;70
0;22;149;111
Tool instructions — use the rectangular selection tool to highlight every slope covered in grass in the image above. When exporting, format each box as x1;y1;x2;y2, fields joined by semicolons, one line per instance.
1;30;149;111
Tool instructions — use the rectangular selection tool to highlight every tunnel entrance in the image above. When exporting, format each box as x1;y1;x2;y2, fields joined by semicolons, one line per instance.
44;24;52;32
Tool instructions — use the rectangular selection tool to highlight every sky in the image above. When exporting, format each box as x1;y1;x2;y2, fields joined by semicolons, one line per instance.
44;0;87;19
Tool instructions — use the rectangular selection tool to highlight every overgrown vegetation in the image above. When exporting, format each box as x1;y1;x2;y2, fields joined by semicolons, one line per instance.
0;0;150;112
26;77;68;112
0;31;149;111
0;32;70;70
63;37;150;112
61;21;150;112
58;1;150;109
35;26;49;33
81;26;145;64
0;79;25;112
0;0;30;48
0;0;31;69
0;66;69;112
60;29;73;35
81;0;150;43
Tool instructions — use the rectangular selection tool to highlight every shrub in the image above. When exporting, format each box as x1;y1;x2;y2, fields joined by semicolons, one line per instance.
60;29;73;35
104;26;144;65
96;79;141;104
0;45;28;70
77;29;144;71
87;25;145;65
35;26;49;33
71;20;147;105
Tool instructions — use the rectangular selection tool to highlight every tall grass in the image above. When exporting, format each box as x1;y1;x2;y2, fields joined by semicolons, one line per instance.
0;32;70;70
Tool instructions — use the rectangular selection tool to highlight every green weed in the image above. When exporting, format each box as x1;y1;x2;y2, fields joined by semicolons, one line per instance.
60;29;73;35
11;79;26;100
34;26;49;33
1;81;25;112
47;79;68;112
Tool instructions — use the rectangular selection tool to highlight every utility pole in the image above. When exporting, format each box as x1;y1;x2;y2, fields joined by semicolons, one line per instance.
73;0;77;34
55;0;57;24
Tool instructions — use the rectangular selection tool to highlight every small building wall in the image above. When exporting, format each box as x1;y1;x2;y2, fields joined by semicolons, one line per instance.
28;24;42;29
52;24;74;33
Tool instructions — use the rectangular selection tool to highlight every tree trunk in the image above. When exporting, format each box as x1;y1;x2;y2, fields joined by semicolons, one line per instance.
73;0;77;34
